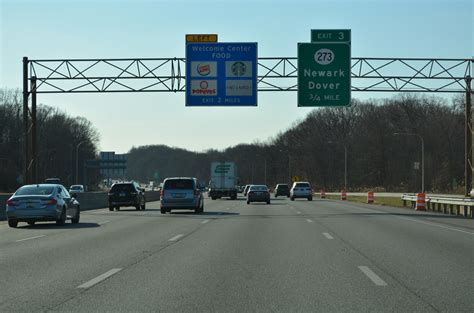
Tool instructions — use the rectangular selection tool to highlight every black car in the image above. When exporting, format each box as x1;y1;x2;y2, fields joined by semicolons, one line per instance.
108;182;146;211
274;184;290;198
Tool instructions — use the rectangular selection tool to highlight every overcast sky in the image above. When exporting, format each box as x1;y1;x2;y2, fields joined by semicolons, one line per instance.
1;0;472;153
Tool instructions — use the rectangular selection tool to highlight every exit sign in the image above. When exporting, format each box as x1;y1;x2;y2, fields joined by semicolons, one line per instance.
311;29;351;43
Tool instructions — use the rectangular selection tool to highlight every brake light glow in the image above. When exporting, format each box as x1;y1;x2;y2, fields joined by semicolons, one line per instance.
6;199;16;206
160;190;164;197
44;198;57;205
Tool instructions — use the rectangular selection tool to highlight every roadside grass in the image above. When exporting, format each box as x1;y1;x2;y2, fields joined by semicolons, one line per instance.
323;194;408;208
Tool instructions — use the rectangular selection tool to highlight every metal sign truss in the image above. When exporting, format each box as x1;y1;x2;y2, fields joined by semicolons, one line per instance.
21;56;473;195
26;57;473;94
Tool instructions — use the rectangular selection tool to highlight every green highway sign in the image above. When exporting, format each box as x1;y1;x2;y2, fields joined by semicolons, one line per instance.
297;32;351;107
311;29;351;43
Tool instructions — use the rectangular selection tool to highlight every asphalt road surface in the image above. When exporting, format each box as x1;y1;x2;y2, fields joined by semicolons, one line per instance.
1;195;472;312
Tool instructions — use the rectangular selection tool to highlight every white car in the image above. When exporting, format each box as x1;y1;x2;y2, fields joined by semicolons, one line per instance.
69;185;85;194
290;182;313;201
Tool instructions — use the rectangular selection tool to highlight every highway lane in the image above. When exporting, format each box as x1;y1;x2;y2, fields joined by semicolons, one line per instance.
0;196;472;312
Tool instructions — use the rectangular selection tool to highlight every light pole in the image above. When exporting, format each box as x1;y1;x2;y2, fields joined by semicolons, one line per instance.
394;132;424;193
75;140;87;184
327;141;347;191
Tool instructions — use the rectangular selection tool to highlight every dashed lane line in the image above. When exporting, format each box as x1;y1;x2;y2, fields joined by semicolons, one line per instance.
168;234;185;242
77;268;122;289
358;266;388;286
15;235;45;242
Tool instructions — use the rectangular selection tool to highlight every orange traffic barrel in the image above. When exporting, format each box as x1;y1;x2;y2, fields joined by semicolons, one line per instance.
320;189;326;199
341;190;347;200
415;193;426;211
367;191;374;204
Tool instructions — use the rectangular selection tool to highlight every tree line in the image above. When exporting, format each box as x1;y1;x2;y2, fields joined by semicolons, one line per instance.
0;89;100;191
128;94;465;193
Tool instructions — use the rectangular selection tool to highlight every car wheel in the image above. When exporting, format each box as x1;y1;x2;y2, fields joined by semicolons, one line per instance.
275;195;278;198
160;207;166;214
115;207;120;211
135;204;140;210
8;219;18;228
71;210;80;224
267;200;271;204
109;206;114;211
56;208;66;226
291;197;295;201
247;200;250;204
200;203;204;213
211;197;216;200
27;221;36;226
308;196;313;201
141;203;146;210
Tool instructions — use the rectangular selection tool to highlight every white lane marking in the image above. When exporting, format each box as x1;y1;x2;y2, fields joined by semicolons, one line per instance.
306;219;313;223
322;232;334;240
15;235;45;242
168;234;184;241
296;211;302;215
226;207;230;210
201;219;210;224
358;266;387;286
99;220;110;225
396;216;474;235
77;268;122;289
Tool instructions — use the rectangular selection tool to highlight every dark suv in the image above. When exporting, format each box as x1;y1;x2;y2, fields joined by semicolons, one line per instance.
108;182;146;211
274;184;290;198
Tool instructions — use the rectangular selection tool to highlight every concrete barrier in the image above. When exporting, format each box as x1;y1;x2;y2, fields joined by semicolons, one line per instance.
1;191;161;221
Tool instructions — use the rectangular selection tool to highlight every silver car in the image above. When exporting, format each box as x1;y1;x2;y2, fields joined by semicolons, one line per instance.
160;177;204;214
290;182;313;201
6;184;80;228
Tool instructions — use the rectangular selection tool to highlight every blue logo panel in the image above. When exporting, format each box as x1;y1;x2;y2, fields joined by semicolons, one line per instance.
186;43;258;106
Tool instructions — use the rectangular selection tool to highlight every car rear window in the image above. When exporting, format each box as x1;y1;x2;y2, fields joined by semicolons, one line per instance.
16;186;54;196
70;186;82;190
277;185;289;190
164;179;194;190
250;185;268;191
295;182;310;188
110;184;135;192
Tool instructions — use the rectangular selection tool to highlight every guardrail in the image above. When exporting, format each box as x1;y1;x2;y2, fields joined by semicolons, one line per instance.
401;194;474;218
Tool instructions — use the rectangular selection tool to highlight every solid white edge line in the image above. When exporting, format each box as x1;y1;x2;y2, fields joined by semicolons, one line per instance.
201;220;210;224
396;216;474;235
77;268;122;289
15;235;45;242
322;232;334;240
358;266;387;286
306;219;313;223
168;234;184;241
296;211;302;214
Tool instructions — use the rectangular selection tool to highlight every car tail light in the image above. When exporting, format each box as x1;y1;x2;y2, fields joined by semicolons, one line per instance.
160;190;164;197
6;199;16;206
248;191;254;196
44;198;57;205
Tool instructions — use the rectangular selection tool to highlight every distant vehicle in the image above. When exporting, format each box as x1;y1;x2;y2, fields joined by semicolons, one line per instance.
6;184;80;228
108;181;146;211
44;178;61;184
208;162;238;200
160;177;204;214
243;184;251;196
274;184;290;198
247;185;270;204
69;184;85;195
290;182;313;201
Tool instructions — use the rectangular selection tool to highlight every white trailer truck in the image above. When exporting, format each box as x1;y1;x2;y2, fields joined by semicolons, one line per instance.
208;162;238;200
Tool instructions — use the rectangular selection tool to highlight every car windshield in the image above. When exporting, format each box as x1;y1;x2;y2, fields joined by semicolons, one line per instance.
110;184;135;192
15;185;54;196
164;179;194;189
